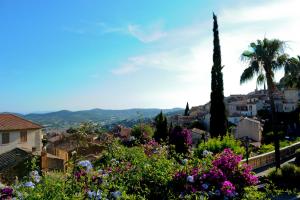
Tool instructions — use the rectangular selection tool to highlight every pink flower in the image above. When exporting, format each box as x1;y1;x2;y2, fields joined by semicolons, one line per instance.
221;181;236;197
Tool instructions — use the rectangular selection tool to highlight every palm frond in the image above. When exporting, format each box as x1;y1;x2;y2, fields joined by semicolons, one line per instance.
256;73;266;86
240;66;256;84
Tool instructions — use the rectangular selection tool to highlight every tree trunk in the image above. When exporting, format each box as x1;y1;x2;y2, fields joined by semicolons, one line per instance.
265;69;281;170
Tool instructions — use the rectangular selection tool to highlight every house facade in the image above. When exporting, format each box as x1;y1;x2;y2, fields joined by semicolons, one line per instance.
234;117;262;144
0;114;43;155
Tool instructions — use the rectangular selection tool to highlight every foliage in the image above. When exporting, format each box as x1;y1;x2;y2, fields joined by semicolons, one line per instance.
195;133;245;158
258;144;275;154
169;126;192;154
153;111;168;143
210;13;227;137
280;56;300;89
295;148;300;166
130;124;154;144
170;149;258;199
268;163;300;189
0;138;279;199
240;37;288;169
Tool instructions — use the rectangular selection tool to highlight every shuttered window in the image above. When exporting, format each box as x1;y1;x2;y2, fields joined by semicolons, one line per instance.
20;131;27;143
2;132;10;144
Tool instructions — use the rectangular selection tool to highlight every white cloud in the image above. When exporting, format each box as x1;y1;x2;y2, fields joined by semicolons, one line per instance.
110;0;300;107
127;22;167;43
221;0;300;24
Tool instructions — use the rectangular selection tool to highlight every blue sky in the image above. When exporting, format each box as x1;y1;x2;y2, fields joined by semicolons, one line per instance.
1;0;299;113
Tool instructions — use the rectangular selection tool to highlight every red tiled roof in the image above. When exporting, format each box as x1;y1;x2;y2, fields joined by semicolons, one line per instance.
0;114;42;131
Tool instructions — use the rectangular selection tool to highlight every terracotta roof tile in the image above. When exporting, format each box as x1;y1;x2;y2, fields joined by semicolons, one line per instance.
0;114;42;131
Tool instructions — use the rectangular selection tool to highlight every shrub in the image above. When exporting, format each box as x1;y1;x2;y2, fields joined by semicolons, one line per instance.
268;163;300;189
169;126;192;154
295;148;300;166
258;144;275;154
170;148;258;199
131;124;154;144
195;133;245;158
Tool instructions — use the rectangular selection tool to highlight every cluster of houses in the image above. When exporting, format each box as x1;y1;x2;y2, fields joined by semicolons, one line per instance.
169;88;300;146
0;88;299;182
0;114;103;182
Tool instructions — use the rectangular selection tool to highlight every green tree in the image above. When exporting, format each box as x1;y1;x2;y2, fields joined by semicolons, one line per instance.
280;56;300;89
184;102;190;116
154;111;168;142
209;13;227;137
240;38;288;169
131;124;154;144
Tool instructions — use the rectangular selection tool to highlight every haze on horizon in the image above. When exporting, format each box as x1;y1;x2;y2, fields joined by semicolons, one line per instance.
1;0;300;113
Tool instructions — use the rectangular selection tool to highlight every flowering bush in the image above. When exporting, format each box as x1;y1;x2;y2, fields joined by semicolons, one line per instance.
169;126;192;154
0;138;261;199
171;148;258;199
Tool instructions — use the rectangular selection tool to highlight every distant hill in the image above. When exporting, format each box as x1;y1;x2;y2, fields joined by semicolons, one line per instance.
19;108;183;130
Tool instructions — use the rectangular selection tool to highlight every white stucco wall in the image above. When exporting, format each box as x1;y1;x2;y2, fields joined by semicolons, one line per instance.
236;118;262;142
0;129;42;154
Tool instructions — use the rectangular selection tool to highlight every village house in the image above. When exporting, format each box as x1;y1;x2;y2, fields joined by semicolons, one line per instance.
233;117;263;146
0;114;45;182
0;114;43;155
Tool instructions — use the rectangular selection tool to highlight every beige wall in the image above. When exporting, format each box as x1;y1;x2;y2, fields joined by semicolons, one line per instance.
0;129;42;154
284;89;300;103
235;118;261;142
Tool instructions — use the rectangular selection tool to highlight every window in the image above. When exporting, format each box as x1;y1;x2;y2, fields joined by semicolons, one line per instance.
2;132;10;144
20;131;27;143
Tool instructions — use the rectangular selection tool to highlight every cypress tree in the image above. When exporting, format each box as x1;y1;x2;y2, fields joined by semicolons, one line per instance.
184;102;190;116
154;111;168;142
209;13;227;137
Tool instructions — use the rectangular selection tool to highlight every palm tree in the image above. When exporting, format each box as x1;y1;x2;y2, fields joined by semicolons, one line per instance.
240;38;288;170
280;56;300;89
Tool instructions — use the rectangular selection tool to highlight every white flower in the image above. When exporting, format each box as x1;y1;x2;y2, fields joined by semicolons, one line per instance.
186;175;194;183
34;175;41;183
182;159;188;165
0;182;5;189
87;190;102;199
111;191;121;199
30;170;39;177
202;150;212;157
24;181;35;188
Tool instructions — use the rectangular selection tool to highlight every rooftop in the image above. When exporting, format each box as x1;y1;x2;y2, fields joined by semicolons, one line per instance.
0;148;31;172
0;114;42;131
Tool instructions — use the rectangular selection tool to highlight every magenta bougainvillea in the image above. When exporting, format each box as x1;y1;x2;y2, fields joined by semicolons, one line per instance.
171;148;258;199
169;127;192;154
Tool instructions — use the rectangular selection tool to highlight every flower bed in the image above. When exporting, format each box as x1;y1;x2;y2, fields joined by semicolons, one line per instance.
0;139;260;199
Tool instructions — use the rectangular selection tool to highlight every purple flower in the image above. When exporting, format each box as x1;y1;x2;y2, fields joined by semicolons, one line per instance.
202;183;209;190
221;181;236;197
1;187;13;198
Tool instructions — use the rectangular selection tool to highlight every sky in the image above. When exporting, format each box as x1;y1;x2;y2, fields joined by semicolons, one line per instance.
0;0;300;113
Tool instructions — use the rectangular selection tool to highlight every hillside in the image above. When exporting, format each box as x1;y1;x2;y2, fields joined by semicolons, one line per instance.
22;108;183;129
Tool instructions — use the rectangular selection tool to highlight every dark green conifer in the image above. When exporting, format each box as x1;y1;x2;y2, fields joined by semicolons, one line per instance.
209;13;227;137
184;102;190;116
154;111;168;142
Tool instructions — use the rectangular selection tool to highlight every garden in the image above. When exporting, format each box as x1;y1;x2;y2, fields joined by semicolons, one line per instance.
0;126;289;200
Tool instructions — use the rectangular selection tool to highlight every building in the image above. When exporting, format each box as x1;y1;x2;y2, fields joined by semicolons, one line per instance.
233;117;262;145
0;114;43;155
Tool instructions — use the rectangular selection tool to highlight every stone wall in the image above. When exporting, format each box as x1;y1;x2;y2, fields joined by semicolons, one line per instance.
243;141;300;170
